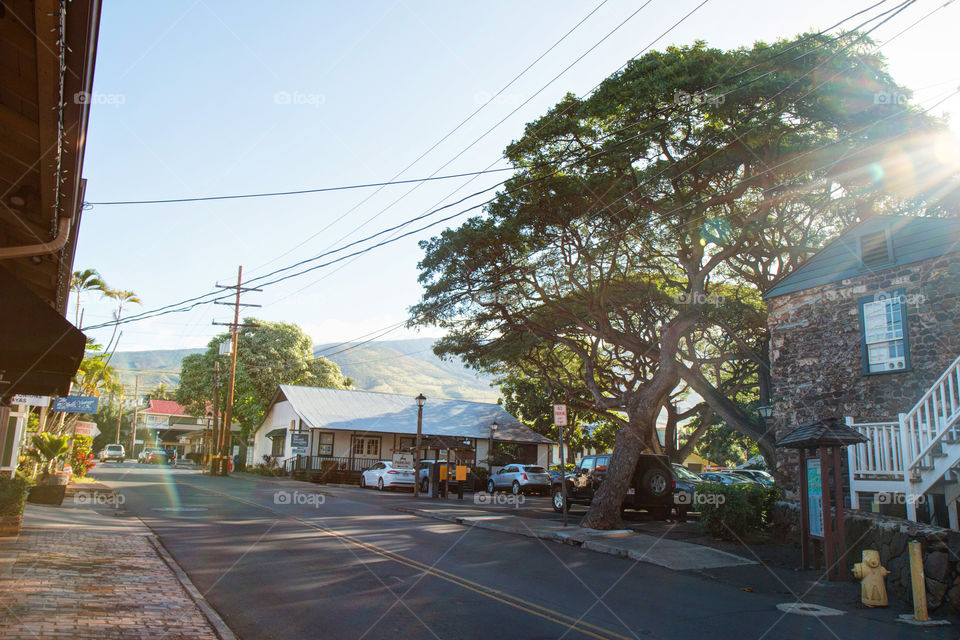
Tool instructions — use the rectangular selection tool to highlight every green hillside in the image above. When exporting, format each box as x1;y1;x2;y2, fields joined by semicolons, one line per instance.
110;339;499;402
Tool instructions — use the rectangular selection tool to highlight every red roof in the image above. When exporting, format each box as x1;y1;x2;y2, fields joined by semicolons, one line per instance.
145;399;212;416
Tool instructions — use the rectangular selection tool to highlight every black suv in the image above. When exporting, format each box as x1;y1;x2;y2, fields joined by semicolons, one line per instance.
551;453;674;519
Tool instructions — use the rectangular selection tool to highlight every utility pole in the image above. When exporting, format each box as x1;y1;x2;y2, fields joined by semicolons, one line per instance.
208;361;220;473
212;266;260;475
115;391;124;444
129;376;139;455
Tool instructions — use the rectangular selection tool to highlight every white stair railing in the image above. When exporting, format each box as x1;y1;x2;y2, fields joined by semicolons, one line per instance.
846;418;903;478
902;354;960;476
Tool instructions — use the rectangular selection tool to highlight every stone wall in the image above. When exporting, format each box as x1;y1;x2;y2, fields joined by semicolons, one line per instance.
774;502;960;613
767;254;960;494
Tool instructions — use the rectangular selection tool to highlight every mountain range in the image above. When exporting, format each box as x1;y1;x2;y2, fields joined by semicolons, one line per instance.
109;338;500;402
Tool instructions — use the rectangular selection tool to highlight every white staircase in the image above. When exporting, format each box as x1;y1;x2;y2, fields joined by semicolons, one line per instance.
848;354;960;528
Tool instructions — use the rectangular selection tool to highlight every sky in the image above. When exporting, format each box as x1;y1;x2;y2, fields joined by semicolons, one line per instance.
73;0;960;354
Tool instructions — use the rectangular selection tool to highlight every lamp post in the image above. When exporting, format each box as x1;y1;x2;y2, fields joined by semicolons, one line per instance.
414;393;426;497
489;421;498;472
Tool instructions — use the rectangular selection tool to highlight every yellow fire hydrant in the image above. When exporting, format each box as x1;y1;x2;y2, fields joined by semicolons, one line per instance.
852;550;890;607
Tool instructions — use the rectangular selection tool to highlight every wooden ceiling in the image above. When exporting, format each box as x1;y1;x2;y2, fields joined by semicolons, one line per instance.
0;0;100;314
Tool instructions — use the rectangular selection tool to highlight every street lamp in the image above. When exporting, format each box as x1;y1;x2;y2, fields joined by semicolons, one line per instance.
414;393;426;497
757;405;774;420
489;421;499;471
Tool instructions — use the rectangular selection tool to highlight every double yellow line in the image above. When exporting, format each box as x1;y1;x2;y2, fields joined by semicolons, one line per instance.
176;480;633;640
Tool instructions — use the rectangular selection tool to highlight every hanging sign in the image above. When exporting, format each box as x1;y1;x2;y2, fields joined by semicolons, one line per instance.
807;458;824;538
52;396;100;414
12;394;50;407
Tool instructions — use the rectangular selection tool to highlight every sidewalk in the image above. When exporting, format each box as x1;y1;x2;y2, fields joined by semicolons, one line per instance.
0;498;233;640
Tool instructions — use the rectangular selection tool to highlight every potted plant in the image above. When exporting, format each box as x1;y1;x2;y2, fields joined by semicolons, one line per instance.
0;475;28;536
27;433;71;505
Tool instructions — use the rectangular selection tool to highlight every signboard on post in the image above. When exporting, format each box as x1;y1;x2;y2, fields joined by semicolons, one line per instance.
290;432;309;456
392;452;414;469
52;396;99;414
807;458;824;538
553;404;567;427
12;394;50;407
73;421;99;437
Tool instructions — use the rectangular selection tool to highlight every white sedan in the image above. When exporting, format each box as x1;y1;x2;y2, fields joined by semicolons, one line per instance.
360;461;415;491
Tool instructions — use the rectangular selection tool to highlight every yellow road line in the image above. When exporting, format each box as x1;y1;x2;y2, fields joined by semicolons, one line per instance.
175;480;633;640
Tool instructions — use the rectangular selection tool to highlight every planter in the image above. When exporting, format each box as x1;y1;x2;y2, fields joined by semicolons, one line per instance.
28;484;66;505
52;472;70;486
0;514;22;537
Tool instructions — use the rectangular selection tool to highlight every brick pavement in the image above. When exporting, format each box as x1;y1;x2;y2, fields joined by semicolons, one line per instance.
0;522;220;639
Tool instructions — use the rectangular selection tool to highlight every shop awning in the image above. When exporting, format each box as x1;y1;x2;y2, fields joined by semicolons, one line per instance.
265;428;286;438
0;268;86;399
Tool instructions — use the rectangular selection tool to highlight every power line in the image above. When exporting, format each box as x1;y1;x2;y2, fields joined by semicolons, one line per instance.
81;167;517;206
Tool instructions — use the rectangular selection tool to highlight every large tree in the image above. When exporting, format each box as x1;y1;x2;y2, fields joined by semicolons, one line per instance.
413;34;945;528
177;319;352;436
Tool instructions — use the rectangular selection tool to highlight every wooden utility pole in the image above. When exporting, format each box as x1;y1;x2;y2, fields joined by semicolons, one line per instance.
115;391;124;444
208;361;220;472
212;266;260;475
129;376;139;455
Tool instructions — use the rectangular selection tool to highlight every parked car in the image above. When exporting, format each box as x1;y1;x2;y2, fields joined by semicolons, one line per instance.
99;444;125;463
361;461;415;491
487;464;551;496
552;453;674;519
548;469;572;484
733;469;775;487
699;471;755;485
671;463;703;519
138;448;168;464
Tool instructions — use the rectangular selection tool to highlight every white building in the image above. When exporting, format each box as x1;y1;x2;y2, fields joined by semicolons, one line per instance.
252;385;553;476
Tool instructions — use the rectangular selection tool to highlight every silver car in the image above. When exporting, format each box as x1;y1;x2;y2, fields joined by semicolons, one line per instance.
487;464;551;496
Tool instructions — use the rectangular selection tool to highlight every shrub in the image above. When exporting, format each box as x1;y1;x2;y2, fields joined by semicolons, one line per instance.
0;476;28;517
70;435;95;479
695;482;780;540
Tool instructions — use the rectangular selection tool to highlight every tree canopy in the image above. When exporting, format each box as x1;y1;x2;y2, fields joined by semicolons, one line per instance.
177;319;351;436
413;34;948;528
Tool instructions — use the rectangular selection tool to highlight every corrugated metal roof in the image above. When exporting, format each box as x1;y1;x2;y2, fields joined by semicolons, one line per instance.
764;215;960;299
261;385;554;444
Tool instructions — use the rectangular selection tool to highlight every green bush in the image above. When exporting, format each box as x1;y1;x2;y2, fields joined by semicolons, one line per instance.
0;476;28;517
695;482;780;540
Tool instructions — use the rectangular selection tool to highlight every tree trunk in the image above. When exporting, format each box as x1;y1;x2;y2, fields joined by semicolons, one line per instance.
579;414;650;530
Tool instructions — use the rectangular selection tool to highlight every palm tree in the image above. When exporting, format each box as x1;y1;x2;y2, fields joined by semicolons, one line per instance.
103;289;142;353
70;268;108;327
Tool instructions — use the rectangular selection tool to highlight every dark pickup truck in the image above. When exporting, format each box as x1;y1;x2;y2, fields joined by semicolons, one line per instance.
551;453;674;519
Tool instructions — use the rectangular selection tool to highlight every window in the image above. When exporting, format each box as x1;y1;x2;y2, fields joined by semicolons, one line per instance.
398;436;416;450
270;436;285;457
596;456;610;472
316;432;334;456
352;436;380;457
860;230;892;267
579;457;596;474
859;290;909;374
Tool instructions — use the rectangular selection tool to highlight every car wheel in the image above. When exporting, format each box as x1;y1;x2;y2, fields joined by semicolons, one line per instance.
642;468;670;498
511;481;521;496
486;480;496;494
360;475;366;488
552;488;567;513
378;478;385;491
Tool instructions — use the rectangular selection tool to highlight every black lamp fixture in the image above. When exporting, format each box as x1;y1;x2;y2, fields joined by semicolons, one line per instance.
757;405;774;420
416;393;426;408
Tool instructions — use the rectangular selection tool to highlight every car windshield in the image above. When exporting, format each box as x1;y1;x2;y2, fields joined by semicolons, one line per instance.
524;466;547;474
106;445;122;451
672;465;700;480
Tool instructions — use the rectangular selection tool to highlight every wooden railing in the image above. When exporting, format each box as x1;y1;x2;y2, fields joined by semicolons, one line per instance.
902;354;960;474
846;418;903;478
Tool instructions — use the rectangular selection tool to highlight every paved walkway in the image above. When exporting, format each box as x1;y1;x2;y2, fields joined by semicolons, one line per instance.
0;502;230;640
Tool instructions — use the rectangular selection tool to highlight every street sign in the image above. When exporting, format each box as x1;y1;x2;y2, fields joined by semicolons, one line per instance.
392;452;414;469
553;404;567;426
73;421;99;437
52;396;99;414
11;394;50;407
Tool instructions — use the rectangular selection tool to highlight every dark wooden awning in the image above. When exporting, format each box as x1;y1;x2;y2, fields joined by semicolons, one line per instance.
775;417;868;449
0;266;85;398
420;435;475;451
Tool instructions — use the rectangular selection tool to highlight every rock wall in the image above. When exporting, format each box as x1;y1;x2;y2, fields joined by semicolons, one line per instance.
766;254;960;494
774;502;960;613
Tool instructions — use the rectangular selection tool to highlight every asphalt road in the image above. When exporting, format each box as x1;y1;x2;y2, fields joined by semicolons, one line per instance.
90;463;954;640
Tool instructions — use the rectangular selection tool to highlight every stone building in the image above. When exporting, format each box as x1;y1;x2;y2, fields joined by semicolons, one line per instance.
764;215;960;524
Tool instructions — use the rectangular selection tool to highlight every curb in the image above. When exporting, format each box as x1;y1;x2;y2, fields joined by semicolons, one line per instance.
147;535;238;640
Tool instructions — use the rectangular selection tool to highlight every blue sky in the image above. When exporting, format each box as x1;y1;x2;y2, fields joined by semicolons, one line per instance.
73;0;960;353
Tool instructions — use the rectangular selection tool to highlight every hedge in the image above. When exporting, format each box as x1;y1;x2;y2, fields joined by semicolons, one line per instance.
695;482;779;540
